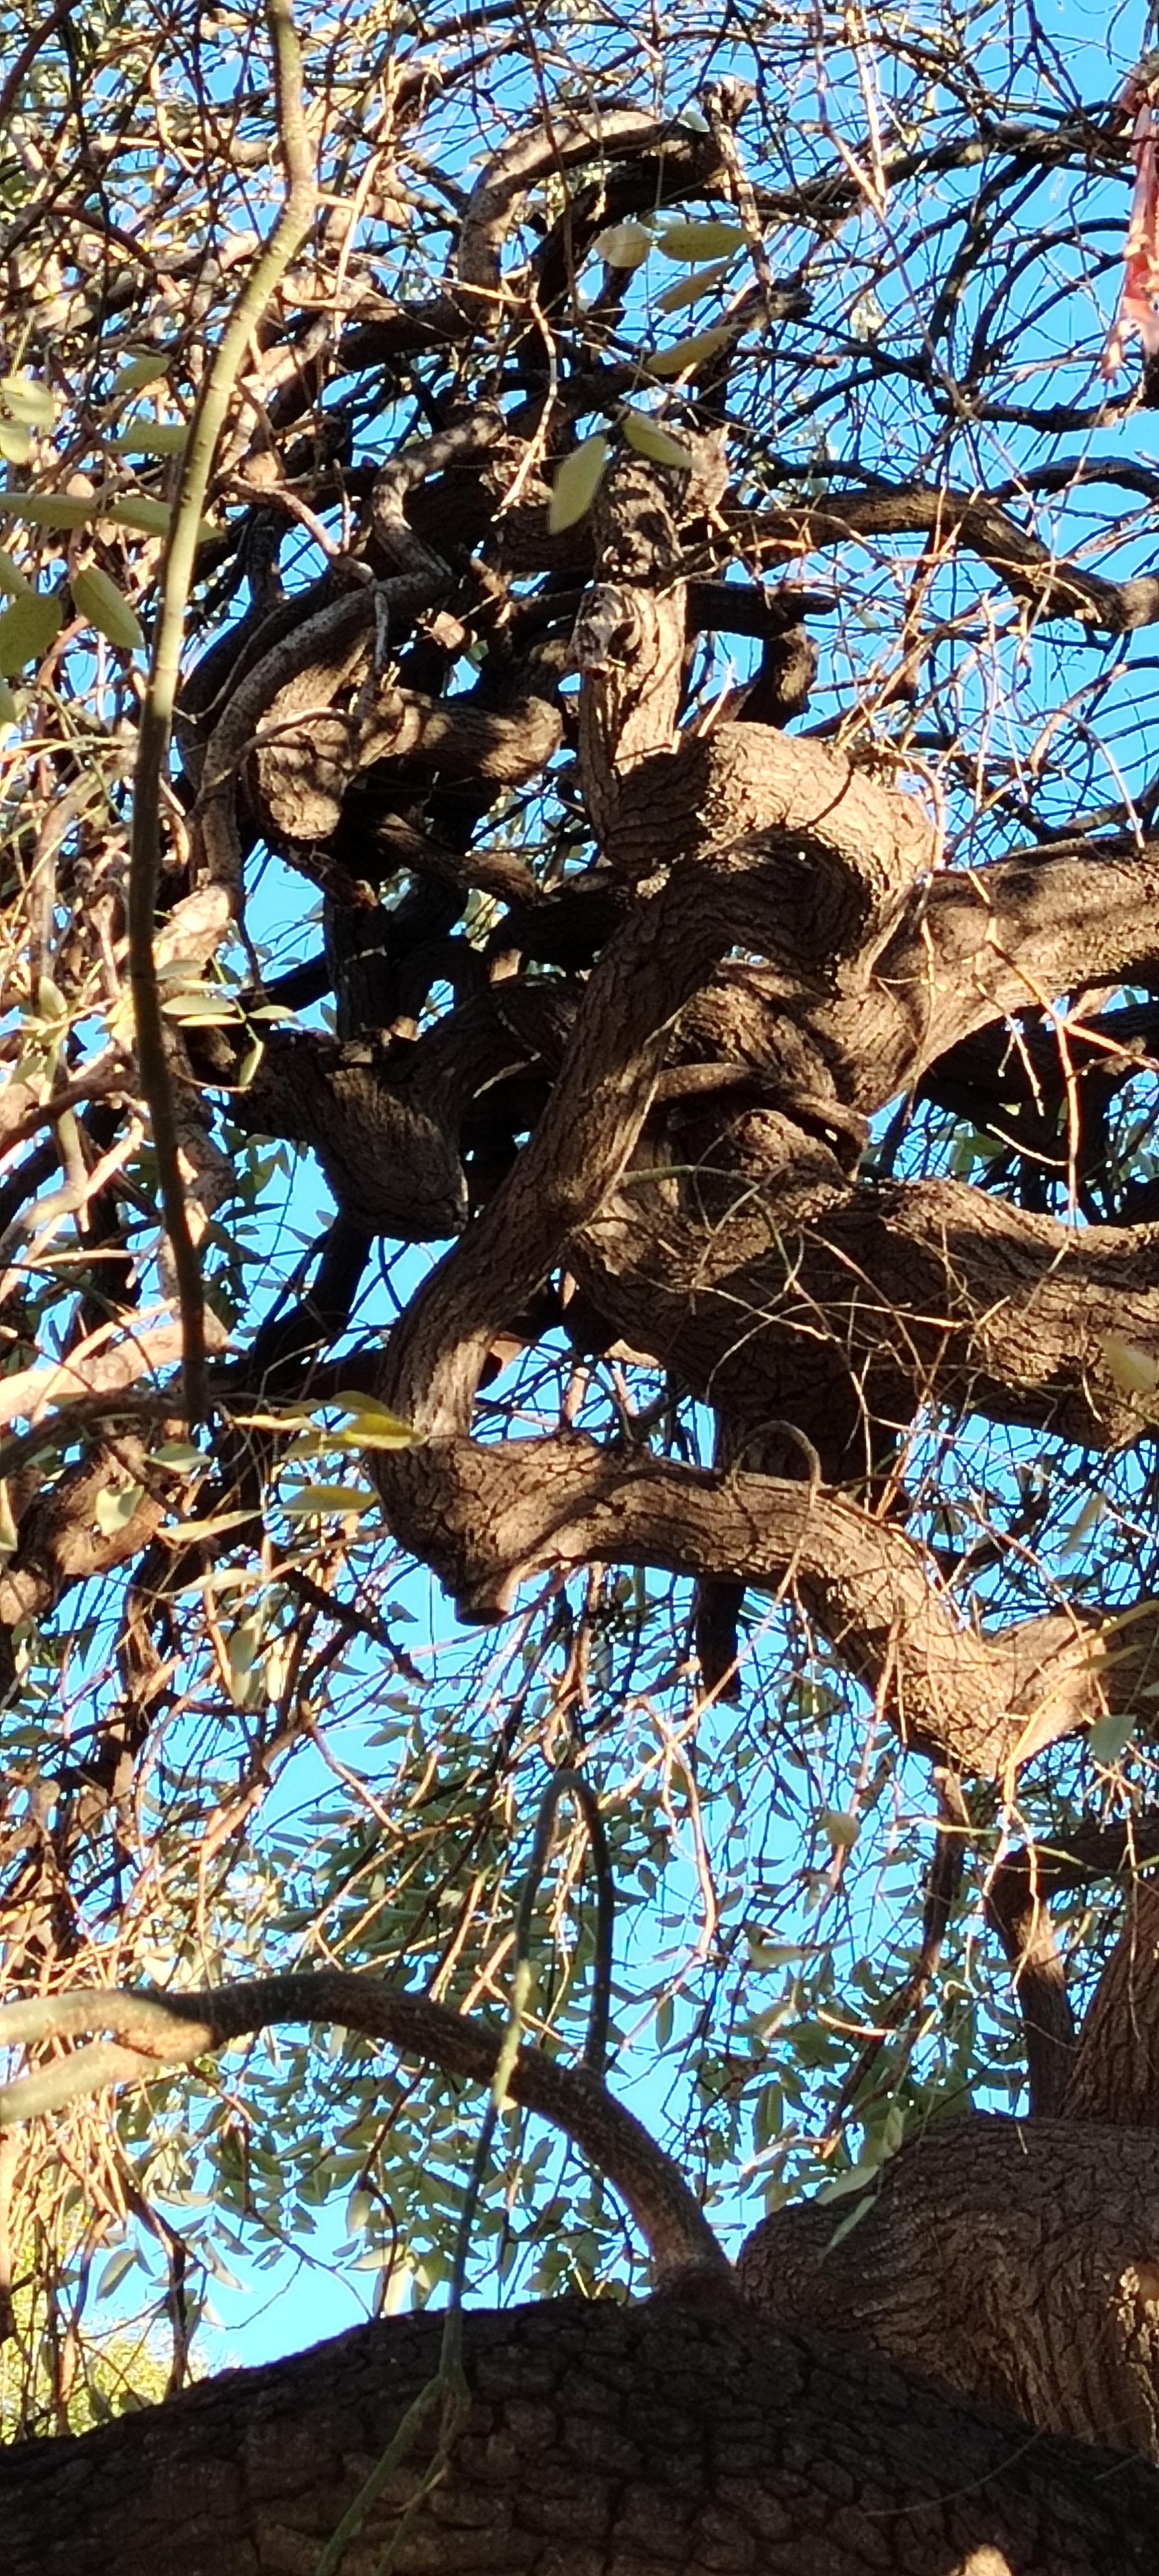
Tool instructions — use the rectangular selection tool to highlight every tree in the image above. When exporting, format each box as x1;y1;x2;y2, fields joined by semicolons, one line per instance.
2;0;1159;2562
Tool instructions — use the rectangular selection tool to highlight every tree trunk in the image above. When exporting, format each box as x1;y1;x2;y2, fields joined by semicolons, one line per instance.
3;2286;1157;2575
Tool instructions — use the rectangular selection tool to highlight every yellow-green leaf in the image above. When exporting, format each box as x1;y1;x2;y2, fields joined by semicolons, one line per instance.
621;410;695;468
0;679;18;727
71;564;145;651
0;1479;17;1555
548;432;610;534
161;1508;255;1542
0;547;31;595
655;258;732;314
591;220;652;269
93;1482;144;1538
1086;1707;1135;1767
326;1392;413;1446
1102;1334;1159;1395
819;1807;860;1850
0;422;33;467
0;587;62;674
645;327;736;379
655;218;748;260
0;489;94;529
281;1482;377;1517
0;375;55;429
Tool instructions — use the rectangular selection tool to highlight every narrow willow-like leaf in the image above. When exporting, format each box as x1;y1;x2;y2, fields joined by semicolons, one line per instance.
621;410;695;468
644;326;735;378
654;258;732;313
72;564;146;651
548;432;610;533
590;220;652;268
655;218;748;260
0;587;62;674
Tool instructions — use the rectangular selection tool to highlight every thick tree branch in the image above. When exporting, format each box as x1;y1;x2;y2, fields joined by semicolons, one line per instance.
0;1973;724;2286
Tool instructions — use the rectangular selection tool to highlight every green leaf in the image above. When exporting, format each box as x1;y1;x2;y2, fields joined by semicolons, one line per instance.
108;421;189;458
0;587;62;674
1102;1334;1159;1395
621;410;695;468
93;1482;144;1538
0;679;17;726
548;432;610;533
71;564;145;651
108;352;171;400
1086;1707;1135;1767
0;489;95;529
644;327;735;379
0;546;32;595
163;1508;255;1542
655;218;748;260
0;375;57;429
95;2246;137;2300
590;220;652;269
102;495;175;536
280;1482;377;1517
654;258;732;313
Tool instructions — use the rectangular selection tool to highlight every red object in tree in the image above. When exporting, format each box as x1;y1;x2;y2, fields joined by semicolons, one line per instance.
1102;57;1159;376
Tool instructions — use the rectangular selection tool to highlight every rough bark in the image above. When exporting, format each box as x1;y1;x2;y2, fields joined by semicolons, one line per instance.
2;2285;1156;2576
739;2114;1159;2465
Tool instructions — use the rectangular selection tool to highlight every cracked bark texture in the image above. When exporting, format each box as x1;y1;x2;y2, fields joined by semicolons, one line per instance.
738;2116;1159;2464
2;2288;1157;2576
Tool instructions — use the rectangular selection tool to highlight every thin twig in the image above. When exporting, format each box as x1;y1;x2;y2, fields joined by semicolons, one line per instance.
128;0;316;1423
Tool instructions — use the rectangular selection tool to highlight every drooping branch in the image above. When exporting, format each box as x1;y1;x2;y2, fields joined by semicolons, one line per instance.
0;1973;724;2286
